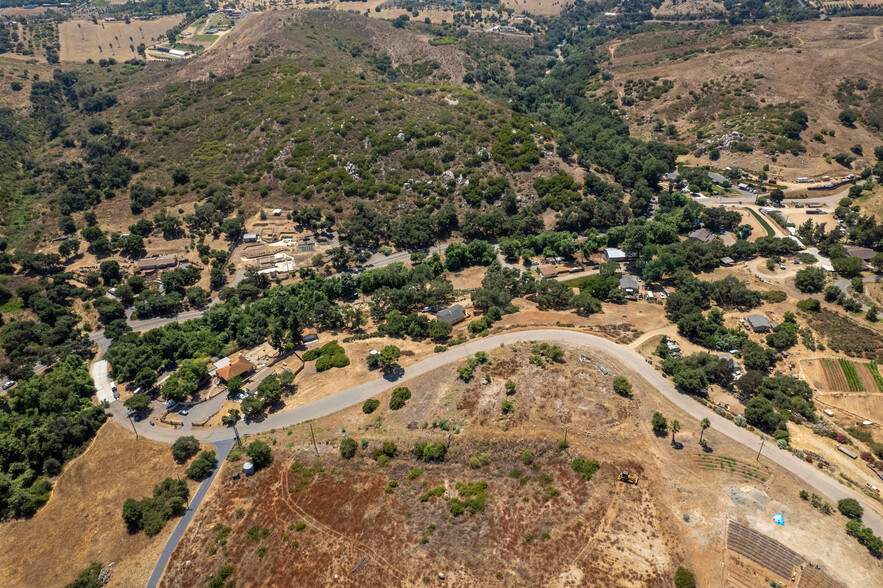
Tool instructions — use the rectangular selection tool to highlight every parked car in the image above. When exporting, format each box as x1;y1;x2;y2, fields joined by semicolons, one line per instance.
179;409;189;416
2;380;16;390
166;400;178;409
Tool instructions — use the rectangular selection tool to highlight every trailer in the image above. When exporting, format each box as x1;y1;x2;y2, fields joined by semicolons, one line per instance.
837;444;858;459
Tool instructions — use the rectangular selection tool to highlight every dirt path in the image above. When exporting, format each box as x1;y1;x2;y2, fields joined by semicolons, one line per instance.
856;25;881;49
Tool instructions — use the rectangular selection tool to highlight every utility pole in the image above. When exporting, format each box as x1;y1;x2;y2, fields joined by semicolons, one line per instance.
309;421;319;457
128;414;138;440
756;434;765;462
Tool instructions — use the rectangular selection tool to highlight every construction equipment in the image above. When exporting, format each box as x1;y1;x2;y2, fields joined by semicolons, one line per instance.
619;471;639;485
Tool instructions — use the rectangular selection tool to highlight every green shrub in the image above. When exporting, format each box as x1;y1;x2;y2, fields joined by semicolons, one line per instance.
340;437;358;459
571;457;600;481
362;399;380;414
838;498;864;519
674;566;696;588
389;386;411;410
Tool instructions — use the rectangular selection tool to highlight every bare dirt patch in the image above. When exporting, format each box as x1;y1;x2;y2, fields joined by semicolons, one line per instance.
0;421;195;588
162;344;880;587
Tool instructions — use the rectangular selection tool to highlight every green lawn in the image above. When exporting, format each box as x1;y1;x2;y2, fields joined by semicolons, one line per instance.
745;207;775;237
193;34;219;43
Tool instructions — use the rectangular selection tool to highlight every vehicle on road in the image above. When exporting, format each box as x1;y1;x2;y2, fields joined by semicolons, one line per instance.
2;380;16;390
166;400;178;409
179;409;189;416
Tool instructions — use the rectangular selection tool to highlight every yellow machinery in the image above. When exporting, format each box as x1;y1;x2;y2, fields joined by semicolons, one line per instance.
619;470;639;485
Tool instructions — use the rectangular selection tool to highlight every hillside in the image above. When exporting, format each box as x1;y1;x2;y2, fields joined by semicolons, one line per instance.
599;18;883;180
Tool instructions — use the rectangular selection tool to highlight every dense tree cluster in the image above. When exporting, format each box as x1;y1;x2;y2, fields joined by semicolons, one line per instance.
122;477;189;536
0;357;104;518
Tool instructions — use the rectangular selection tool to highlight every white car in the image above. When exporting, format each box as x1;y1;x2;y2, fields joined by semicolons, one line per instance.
179;409;189;416
2;380;16;390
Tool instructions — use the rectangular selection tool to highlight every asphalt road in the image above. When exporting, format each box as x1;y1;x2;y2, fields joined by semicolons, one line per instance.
834;275;878;312
145;438;235;588
112;328;883;538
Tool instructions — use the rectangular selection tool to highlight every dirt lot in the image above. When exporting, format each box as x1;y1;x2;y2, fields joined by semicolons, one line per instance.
59;16;185;62
161;344;881;587
0;421;196;588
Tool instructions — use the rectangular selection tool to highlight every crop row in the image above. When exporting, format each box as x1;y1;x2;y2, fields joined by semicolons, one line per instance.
867;362;883;393
839;358;865;392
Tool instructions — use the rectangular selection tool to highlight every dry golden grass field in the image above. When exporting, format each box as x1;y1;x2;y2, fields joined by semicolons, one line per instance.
59;16;185;62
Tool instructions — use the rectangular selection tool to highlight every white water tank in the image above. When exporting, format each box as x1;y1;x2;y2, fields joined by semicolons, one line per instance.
243;462;255;477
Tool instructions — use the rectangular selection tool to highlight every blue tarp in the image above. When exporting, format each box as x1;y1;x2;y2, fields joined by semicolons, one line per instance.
774;513;785;526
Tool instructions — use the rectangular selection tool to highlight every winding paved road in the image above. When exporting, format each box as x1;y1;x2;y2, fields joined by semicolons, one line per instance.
112;328;883;538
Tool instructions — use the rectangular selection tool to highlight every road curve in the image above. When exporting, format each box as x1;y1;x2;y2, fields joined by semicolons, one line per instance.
113;328;883;537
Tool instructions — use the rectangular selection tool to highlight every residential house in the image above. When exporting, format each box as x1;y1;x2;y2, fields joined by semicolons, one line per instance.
215;355;255;382
688;228;716;244
746;314;772;333
537;264;559;279
436;304;467;325
619;275;639;295
137;256;177;273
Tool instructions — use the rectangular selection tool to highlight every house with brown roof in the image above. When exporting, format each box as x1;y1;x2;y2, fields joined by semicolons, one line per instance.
845;246;876;262
137;256;177;273
537;264;559;279
302;328;319;343
688;228;716;244
215;355;255;382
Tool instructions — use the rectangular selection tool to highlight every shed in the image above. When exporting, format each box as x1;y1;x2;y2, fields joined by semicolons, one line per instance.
720;256;735;266
272;208;282;216
746;314;771;333
436;304;467;325
243;233;258;243
303;328;319;343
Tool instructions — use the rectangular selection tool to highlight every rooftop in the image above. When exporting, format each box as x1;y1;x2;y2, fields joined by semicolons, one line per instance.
436;304;466;324
746;314;771;329
845;246;876;261
688;228;716;244
216;355;255;382
619;275;639;291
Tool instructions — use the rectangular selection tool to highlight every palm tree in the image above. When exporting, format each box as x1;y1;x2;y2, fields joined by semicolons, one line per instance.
699;418;711;443
77;22;84;40
670;420;681;445
129;44;135;56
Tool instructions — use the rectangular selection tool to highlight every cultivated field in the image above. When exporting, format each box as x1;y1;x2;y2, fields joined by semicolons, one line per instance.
59;16;185;62
0;421;195;587
160;344;880;587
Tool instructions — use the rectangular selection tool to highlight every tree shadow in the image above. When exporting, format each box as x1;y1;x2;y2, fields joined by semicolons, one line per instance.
671;441;684;450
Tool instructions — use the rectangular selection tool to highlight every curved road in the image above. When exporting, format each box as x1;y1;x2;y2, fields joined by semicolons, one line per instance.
115;328;883;538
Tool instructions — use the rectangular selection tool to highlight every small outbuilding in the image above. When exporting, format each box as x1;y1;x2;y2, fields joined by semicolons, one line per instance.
243;233;258;243
720;256;735;266
603;247;636;263
303;328;319;343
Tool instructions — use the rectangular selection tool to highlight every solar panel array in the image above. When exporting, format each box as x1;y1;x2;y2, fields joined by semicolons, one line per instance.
727;520;803;580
